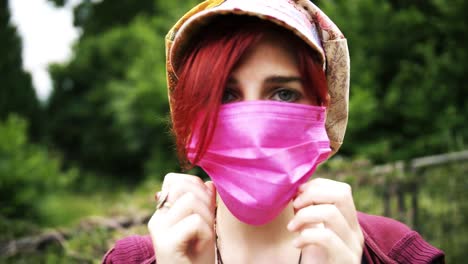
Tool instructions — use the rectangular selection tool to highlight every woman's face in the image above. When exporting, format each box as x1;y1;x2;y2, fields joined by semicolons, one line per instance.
222;33;318;106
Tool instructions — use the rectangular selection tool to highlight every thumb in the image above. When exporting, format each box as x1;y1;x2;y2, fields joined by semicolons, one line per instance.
205;180;216;193
205;181;217;209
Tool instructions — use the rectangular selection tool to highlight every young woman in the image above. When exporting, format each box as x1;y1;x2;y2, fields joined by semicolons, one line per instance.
103;1;445;263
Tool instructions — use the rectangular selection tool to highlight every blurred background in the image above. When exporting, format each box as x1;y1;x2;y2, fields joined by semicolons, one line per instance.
1;0;467;262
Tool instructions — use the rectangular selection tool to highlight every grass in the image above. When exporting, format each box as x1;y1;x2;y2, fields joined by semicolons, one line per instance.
0;177;161;263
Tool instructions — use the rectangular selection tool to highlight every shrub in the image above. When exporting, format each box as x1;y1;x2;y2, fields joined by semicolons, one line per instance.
0;115;77;220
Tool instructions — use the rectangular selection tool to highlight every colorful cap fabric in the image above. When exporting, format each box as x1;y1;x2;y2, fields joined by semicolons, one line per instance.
165;0;350;155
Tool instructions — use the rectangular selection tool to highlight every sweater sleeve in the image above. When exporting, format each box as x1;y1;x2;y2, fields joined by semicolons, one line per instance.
102;235;156;264
358;212;445;264
388;231;445;264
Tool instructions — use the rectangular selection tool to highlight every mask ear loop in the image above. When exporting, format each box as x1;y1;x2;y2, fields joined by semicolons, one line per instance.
214;189;222;263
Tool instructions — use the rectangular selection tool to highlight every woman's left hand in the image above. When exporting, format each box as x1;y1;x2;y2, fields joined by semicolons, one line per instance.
287;178;364;264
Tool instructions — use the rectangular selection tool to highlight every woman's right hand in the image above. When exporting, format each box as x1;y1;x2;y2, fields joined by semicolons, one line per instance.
148;173;217;264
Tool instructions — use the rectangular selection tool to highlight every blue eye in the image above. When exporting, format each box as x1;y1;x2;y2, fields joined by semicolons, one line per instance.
272;88;301;102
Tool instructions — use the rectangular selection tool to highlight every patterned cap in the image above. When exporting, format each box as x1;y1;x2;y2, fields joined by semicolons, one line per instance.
165;0;350;155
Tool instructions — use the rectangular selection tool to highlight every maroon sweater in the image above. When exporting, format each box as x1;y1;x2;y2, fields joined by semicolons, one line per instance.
102;212;444;263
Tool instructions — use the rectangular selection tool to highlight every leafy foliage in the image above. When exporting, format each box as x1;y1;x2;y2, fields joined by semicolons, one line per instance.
318;0;468;162
46;19;170;180
0;115;76;220
45;0;199;181
417;162;468;263
0;0;41;139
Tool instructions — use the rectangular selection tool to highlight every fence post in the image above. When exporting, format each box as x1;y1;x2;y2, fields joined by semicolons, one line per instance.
383;184;391;217
397;182;406;222
409;167;422;230
410;182;419;230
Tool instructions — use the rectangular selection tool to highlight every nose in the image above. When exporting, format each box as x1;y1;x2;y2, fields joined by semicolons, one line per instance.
241;84;263;101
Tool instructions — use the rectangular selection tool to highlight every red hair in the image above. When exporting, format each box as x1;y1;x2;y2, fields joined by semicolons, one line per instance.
170;16;328;169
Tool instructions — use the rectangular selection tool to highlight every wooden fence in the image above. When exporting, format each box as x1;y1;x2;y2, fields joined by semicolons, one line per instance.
370;150;468;229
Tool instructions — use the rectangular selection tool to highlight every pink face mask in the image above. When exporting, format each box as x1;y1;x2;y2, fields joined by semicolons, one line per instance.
188;101;331;225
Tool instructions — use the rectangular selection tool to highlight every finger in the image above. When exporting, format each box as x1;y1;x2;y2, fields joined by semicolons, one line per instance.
205;181;216;195
169;213;215;254
148;209;161;236
166;180;213;209
164;192;215;229
205;181;217;205
294;178;359;230
161;173;213;208
294;227;354;262
162;173;208;191
288;204;353;247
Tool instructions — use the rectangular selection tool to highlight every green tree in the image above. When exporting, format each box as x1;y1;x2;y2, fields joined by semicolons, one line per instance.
0;115;76;219
317;0;468;162
0;0;41;139
49;0;157;35
45;0;199;181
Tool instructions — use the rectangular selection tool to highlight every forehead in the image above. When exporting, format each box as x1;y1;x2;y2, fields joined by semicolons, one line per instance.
229;41;300;86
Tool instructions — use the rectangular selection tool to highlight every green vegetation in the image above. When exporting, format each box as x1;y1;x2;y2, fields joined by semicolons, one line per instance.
316;0;468;161
0;0;41;140
0;115;76;225
1;0;467;263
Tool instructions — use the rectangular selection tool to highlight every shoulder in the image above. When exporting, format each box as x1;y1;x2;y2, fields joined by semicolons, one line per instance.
102;235;156;264
358;212;445;263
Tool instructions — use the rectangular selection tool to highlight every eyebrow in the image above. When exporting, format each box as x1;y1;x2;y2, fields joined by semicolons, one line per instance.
227;75;302;84
265;76;302;84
